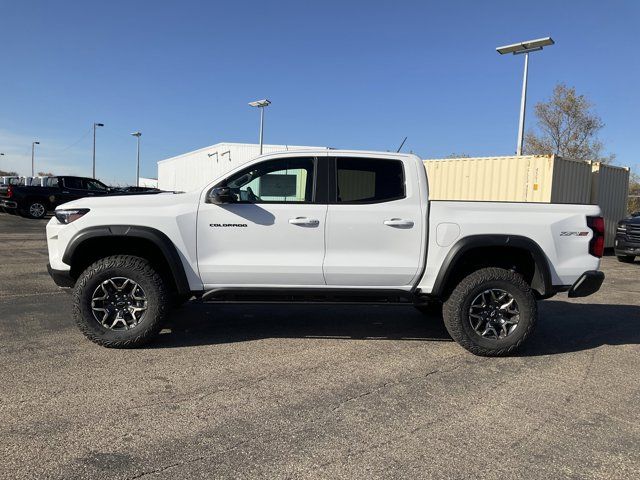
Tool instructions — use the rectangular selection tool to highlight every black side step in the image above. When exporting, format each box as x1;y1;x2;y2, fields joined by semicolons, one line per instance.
200;287;418;305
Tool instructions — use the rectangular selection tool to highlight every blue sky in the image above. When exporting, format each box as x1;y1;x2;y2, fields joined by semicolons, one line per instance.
1;0;638;185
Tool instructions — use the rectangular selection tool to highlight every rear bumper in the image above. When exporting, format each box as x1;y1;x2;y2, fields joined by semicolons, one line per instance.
47;263;75;288
0;200;17;209
614;236;640;256
567;270;604;298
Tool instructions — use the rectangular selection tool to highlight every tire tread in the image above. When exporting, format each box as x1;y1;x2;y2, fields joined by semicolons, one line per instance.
443;267;537;357
73;255;167;348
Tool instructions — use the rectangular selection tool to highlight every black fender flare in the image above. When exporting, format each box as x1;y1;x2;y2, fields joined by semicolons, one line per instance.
430;234;553;298
62;225;191;295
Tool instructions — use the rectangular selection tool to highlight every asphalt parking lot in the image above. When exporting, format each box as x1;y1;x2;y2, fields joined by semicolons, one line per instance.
1;212;639;480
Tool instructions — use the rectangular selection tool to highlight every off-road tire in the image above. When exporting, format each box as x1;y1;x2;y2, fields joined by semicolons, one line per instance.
73;255;168;348
443;267;537;356
617;255;635;263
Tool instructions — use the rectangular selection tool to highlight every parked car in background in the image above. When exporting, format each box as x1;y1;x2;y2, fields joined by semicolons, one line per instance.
0;176;163;219
615;213;640;263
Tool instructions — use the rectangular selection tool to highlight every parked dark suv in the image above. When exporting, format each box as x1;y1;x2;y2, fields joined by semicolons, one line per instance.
614;212;640;263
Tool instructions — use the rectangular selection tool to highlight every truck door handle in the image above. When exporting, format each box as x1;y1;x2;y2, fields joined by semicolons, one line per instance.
384;218;414;228
289;217;320;226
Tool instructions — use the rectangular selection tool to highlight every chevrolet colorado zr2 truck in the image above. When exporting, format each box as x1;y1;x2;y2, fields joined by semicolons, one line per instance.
46;150;605;356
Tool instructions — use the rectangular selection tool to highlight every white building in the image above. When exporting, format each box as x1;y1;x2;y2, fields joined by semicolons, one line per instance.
157;142;327;192
138;177;158;188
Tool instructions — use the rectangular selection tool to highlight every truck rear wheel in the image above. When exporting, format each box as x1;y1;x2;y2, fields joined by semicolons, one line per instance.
73;255;169;348
21;200;47;219
443;267;537;356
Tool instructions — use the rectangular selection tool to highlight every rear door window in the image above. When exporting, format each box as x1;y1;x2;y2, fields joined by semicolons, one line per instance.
63;178;84;189
334;158;405;204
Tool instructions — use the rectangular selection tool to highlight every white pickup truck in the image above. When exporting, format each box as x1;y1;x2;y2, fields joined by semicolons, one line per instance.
46;150;605;356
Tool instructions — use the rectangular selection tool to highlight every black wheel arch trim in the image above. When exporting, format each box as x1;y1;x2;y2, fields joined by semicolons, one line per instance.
62;225;191;295
430;234;553;298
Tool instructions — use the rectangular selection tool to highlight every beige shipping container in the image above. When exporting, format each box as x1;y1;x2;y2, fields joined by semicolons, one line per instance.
591;162;630;248
423;154;592;203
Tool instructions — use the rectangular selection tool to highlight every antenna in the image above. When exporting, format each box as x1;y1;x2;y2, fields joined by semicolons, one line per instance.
396;136;407;153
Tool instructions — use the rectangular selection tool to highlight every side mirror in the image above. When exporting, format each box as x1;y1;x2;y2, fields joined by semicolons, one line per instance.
208;186;236;204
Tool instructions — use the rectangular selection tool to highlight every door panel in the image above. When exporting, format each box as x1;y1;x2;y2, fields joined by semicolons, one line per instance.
197;156;328;286
323;157;424;287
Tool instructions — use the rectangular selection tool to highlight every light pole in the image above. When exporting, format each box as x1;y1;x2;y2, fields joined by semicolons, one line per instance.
130;131;142;186
248;99;271;155
496;37;554;156
92;122;104;178
31;141;40;177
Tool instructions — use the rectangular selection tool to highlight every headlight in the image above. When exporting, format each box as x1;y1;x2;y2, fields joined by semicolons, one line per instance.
55;208;90;224
617;224;627;233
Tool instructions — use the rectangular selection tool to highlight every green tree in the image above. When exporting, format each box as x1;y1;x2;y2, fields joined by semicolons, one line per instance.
525;83;614;163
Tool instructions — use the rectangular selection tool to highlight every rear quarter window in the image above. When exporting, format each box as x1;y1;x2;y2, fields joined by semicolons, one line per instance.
336;158;405;204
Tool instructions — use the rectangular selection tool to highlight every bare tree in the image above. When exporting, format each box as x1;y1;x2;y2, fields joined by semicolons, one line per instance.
37;171;54;177
629;172;640;214
0;170;18;176
525;83;614;163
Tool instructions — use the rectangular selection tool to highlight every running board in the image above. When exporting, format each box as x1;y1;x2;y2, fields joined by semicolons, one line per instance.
200;287;418;305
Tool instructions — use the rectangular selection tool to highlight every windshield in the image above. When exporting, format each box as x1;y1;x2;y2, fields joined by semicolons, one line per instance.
86;180;108;191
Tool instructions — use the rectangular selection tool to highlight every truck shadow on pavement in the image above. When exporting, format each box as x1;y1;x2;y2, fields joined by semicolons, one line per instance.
153;300;640;356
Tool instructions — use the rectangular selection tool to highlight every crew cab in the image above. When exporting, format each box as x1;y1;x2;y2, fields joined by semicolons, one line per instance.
46;150;605;356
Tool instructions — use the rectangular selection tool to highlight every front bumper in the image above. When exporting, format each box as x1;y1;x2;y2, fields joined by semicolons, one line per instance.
614;236;640;256
47;263;75;288
567;270;605;298
0;200;17;209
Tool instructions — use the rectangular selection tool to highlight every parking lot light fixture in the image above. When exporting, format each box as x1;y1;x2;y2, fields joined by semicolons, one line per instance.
248;99;271;155
496;37;554;156
130;132;142;187
92;123;104;178
31;141;40;177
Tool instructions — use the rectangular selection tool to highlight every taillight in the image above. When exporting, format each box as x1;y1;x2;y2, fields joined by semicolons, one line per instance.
6;186;12;198
587;216;605;258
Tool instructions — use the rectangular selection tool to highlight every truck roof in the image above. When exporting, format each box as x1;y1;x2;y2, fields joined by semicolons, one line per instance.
254;149;419;160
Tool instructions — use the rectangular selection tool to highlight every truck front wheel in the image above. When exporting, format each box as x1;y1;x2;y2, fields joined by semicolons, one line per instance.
73;255;169;348
443;267;537;356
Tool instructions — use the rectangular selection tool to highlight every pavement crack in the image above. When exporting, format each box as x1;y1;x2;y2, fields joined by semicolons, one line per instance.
126;439;252;479
332;368;442;412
